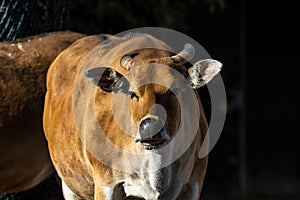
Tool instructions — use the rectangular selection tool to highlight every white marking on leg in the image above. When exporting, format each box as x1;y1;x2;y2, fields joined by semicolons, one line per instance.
62;180;81;200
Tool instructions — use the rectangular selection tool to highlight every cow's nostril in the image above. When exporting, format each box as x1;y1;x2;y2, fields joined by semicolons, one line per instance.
137;117;168;150
139;117;164;138
136;117;167;150
139;118;152;131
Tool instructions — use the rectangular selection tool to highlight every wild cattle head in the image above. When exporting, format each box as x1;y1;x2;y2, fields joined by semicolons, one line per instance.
85;40;222;152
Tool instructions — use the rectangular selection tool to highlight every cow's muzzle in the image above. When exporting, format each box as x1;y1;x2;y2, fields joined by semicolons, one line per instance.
135;116;170;150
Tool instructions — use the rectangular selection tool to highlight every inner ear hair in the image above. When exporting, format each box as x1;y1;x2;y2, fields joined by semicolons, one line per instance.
187;59;222;89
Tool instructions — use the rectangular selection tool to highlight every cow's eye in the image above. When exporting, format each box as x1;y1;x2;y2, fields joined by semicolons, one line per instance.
130;92;139;100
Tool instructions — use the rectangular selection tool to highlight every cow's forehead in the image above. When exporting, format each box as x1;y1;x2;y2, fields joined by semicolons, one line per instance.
126;63;177;93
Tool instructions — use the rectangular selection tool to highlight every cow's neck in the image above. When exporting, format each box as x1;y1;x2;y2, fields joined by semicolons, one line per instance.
148;165;171;193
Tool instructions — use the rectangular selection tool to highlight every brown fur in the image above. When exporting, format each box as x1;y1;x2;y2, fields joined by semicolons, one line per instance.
0;31;85;127
44;34;209;199
0;32;85;193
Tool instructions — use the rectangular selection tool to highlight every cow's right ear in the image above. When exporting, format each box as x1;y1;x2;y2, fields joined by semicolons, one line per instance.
85;67;129;93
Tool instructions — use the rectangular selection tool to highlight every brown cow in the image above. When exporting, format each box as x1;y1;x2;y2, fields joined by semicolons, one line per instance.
43;33;222;200
0;31;85;193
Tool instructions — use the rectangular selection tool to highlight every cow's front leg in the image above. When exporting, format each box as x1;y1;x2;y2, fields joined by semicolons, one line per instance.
175;182;201;200
94;171;127;200
62;180;82;200
94;183;128;200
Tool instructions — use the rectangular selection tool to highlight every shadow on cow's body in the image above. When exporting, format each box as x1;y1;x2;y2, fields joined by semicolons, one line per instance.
0;32;85;193
43;33;222;200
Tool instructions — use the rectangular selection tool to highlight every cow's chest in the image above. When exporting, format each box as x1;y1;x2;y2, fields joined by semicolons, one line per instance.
122;166;173;199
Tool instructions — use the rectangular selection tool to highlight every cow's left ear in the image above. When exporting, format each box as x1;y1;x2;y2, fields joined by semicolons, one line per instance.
85;67;129;93
187;59;222;89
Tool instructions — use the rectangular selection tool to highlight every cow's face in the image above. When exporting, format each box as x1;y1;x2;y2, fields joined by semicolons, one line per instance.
125;64;182;150
85;44;222;150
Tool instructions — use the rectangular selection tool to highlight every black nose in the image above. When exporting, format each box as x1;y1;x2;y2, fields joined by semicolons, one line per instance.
139;117;164;139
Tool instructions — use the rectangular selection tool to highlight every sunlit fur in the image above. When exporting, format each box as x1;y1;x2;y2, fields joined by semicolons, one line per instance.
44;33;209;200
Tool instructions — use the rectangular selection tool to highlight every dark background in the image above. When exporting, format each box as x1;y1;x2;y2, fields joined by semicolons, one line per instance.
1;0;299;199
68;0;299;199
